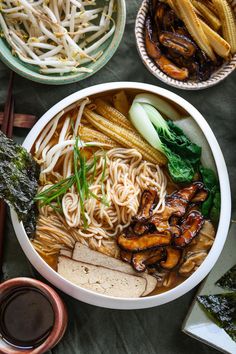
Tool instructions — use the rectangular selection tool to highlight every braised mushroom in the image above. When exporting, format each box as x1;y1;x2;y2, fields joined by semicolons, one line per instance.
133;221;150;235
159;32;197;58
132;248;166;272
173;211;204;248
178;252;207;277
191;188;208;203
145;16;161;60
178;221;215;276
135;189;157;221
145;16;189;81
160;247;182;270
120;250;132;264
149;183;204;231
117;231;172;252
172;182;204;201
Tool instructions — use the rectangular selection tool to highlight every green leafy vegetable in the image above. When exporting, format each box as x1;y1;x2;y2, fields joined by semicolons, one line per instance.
200;166;221;222
198;293;236;342
210;188;221;223
158;120;201;183
200;166;217;188
129;96;201;183
140;103;173;139
0;131;40;237
164;146;195;183
216;265;236;291
201;191;214;216
160;121;201;165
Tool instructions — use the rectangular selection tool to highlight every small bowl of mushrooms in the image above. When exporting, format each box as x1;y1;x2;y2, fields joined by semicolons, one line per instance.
135;0;236;90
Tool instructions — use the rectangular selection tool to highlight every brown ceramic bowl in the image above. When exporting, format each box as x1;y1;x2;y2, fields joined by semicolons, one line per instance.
0;278;68;354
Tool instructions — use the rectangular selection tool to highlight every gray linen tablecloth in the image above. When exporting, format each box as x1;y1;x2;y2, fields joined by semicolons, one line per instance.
1;1;236;353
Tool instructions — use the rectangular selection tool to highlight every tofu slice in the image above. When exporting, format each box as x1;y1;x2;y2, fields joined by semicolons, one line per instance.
57;256;146;298
72;242;157;296
60;249;72;257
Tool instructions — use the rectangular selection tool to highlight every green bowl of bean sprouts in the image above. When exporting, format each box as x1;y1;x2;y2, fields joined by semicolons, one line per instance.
0;0;126;85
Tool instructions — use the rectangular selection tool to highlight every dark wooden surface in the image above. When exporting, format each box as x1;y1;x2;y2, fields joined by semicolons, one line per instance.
1;1;236;353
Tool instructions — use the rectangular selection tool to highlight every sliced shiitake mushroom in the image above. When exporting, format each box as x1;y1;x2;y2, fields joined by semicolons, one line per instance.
159;32;197;58
154;55;189;81
191;188;208;203
185;202;200;214
132;248;166;272
117;231;172;252
145;17;189;81
120;250;132;263
150;196;188;227
145;16;161;59
173;211;204;248
166;48;200;78
148;183;205;231
135;189;157;221
172;182;204;202
133;221;150;235
160;247;182;270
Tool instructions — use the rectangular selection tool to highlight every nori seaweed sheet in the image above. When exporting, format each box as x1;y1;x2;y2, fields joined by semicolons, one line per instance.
0;131;39;237
198;293;236;342
216;265;236;291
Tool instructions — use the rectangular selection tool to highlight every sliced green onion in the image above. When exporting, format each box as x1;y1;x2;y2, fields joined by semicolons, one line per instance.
35;176;75;206
91;154;97;183
74;136;87;228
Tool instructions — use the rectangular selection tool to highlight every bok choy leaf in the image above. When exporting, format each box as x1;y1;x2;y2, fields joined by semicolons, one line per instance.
129;96;201;183
129;101;164;152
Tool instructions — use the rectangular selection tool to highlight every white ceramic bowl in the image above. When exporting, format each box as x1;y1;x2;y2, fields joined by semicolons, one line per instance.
11;82;231;309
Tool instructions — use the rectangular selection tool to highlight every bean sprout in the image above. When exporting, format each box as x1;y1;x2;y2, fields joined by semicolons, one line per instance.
0;0;116;75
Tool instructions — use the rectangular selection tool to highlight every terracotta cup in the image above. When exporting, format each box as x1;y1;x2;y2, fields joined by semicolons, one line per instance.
0;277;68;354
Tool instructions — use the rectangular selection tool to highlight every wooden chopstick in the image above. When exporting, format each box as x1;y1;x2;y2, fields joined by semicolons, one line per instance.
0;72;14;277
1;73;14;135
7;98;14;138
0;112;37;129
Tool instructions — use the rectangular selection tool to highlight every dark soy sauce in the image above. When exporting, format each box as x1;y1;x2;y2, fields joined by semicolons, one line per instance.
0;286;55;349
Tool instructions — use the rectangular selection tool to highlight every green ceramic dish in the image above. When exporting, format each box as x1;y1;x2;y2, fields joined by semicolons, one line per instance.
0;0;126;85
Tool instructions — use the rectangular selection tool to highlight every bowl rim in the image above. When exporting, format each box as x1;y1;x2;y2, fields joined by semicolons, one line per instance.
0;0;126;85
135;0;236;91
11;82;231;309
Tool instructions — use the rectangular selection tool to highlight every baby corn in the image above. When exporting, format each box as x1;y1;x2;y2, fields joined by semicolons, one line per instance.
212;0;236;54
200;19;231;58
173;0;216;61
94;98;133;130
204;1;219;16
192;0;221;32
83;108;167;166
79;126;119;148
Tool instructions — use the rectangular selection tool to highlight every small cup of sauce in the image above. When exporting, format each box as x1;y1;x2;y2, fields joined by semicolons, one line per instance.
0;278;68;354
